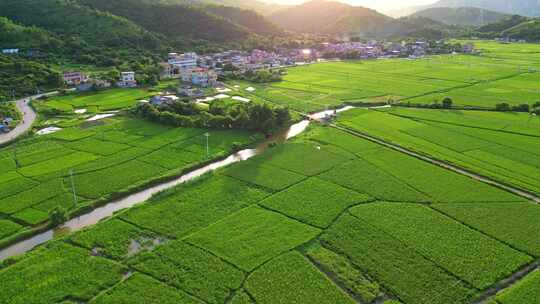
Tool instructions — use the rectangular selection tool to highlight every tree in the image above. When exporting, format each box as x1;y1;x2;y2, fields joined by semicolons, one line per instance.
442;97;453;109
495;103;511;112
49;206;67;226
511;104;530;112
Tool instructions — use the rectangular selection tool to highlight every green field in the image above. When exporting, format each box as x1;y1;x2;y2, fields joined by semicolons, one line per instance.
1;41;540;304
335;107;540;196
37;88;152;113
232;42;540;111
2;122;538;304
0;115;259;246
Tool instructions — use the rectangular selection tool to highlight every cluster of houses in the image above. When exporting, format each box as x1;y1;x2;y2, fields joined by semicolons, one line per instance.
319;40;477;59
62;71;137;91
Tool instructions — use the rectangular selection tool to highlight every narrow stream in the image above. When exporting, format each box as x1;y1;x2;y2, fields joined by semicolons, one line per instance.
0;117;315;261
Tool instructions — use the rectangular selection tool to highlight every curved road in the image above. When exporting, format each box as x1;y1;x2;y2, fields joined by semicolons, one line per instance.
0;92;56;145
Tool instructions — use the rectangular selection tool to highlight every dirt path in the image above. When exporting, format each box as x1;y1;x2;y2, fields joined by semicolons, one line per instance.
0;92;58;146
331;124;540;203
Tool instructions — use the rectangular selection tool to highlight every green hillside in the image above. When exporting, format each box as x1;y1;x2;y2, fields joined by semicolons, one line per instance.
0;0;164;50
411;7;509;26
206;5;285;36
502;19;540;41
77;0;252;44
477;15;529;32
269;0;392;36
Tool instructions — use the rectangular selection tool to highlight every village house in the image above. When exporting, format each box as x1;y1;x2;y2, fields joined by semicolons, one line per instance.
118;72;137;88
63;72;88;86
191;68;218;87
168;52;198;70
150;95;180;106
2;48;19;55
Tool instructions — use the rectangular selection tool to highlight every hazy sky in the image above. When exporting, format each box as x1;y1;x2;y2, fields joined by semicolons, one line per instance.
262;0;439;11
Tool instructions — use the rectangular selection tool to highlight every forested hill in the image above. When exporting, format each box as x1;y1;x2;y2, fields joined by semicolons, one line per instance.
425;0;540;17
269;0;392;36
0;0;164;51
268;0;466;39
206;5;285;36
411;7;509;26
76;0;251;44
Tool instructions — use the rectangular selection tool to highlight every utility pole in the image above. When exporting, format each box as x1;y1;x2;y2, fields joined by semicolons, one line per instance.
69;169;77;209
204;132;210;159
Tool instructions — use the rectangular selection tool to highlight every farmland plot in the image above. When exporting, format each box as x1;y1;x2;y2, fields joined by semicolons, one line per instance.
0;115;260;245
337;108;540;195
0;242;126;304
186;205;320;271
245;251;356;304
321;213;476;304
129;240;244;304
495;269;540;304
433;202;540;257
260;177;372;228
349;203;532;289
121;175;269;238
90;273;203;304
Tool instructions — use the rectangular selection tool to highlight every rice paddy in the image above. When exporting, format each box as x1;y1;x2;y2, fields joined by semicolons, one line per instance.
1;41;539;304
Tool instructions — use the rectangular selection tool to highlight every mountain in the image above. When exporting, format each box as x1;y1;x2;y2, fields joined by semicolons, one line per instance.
501;18;540;40
76;0;251;44
386;16;469;39
156;0;287;15
0;17;63;51
269;0;392;36
267;0;464;39
205;5;285;36
477;15;529;32
408;0;540;18
411;7;509;26
0;0;164;50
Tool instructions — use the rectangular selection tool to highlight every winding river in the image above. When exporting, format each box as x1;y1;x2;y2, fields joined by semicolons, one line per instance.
0;117;313;261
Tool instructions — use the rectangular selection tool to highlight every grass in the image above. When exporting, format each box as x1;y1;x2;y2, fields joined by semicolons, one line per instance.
245;251;356;304
121;175;269;238
260;177;372;228
90;273;204;304
319;159;430;203
69;219;158;260
129;240;244;304
322;213;476;304
349;203;532;289
223;160;306;191
70;160;166;199
0;114;261;247
235;52;540;111
186;206;321;271
433;202;540;257
41;88;151;113
495;269;540;304
337;108;540;195
12;208;49;226
0;219;22;239
0;242;126;304
304;242;381;303
254;142;352;177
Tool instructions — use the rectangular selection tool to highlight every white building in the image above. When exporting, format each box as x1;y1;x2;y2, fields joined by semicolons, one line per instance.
118;72;137;88
2;49;19;54
191;68;218;87
168;52;198;70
